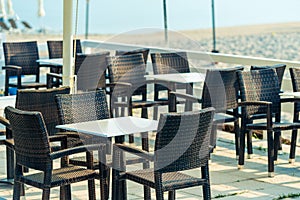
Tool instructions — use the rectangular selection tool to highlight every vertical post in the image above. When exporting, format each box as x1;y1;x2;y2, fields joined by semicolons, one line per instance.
85;0;90;39
163;0;168;43
211;0;218;53
63;0;75;92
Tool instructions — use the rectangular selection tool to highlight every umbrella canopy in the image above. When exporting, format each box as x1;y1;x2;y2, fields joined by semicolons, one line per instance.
7;0;14;17
38;0;45;17
0;0;6;19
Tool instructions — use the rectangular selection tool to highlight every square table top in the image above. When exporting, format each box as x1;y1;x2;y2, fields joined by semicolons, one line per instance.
56;116;158;138
145;72;205;84
36;58;63;66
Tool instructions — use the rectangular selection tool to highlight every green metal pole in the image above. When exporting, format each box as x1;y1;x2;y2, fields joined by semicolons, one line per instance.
211;0;218;52
163;0;168;43
85;0;90;39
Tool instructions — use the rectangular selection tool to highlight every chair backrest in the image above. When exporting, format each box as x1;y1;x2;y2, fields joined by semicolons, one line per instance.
75;52;110;91
47;39;82;59
115;48;150;64
238;68;281;117
289;67;300;112
106;54;147;95
5;106;52;171
3;41;40;76
202;66;243;112
15;87;70;135
151;52;190;75
8;18;17;29
154;107;214;173
55;89;109;125
0;21;9;31
250;64;286;89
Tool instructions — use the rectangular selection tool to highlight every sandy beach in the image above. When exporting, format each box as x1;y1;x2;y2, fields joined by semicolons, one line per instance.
3;21;300;61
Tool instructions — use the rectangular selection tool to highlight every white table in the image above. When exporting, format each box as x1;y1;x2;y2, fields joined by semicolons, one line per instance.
145;72;205;84
36;58;63;66
146;72;205;111
56;116;158;138
279;92;300;97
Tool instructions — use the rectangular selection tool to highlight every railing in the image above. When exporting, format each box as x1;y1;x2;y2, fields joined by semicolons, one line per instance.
82;39;300;68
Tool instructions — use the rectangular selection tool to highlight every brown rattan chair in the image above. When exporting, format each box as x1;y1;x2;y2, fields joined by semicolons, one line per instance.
0;87;71;184
288;67;300;163
115;48;150;64
55;89;149;199
111;48;150;115
169;67;243;158
237;68;300;177
46;39;82;74
250;64;286;152
2;41;48;96
150;52;191;119
112;107;215;200
47;52;110;91
5;106;105;200
251;64;286;90
106;53;163;143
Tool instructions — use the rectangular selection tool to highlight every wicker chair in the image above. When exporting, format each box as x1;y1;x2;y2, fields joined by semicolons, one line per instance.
237;68;300;177
106;54;163;142
169;67;243;158
250;64;286;90
115;48;150;64
0;87;71;184
288;67;300;163
5;106;105;200
250;64;286;153
2;41;48;96
47;39;82;74
112;107;215;200
47;52;110;91
55;89;149;199
150;52;191;119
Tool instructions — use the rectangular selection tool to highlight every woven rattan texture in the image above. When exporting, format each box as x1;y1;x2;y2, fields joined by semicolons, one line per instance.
238;68;281;118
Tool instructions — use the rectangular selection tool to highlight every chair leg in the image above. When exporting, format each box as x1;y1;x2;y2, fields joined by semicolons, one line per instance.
247;130;253;158
13;165;23;199
274;131;280;161
234;119;240;159
289;129;298;163
168;191;175;200
42;188;51;200
267;130;275;177
153;106;158;120
201;164;211;200
238;125;246;168
13;181;22;200
88;180;96;200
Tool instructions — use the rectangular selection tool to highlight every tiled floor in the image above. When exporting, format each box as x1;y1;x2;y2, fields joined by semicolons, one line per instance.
0;130;300;199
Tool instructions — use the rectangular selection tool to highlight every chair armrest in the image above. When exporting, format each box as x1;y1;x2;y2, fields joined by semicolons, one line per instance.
49;134;67;142
114;143;155;161
170;91;202;103
50;144;106;160
106;82;132;88
47;72;62;79
2;65;22;71
280;97;300;103
0;116;10;128
39;63;62;69
238;101;272;107
55;131;81;139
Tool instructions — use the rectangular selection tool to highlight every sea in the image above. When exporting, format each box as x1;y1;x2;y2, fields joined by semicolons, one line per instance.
7;0;300;35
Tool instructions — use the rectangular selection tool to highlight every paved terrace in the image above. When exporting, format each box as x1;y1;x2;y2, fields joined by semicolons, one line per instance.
0;129;299;199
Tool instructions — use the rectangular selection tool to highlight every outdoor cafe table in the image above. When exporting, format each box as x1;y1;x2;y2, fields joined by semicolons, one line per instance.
56;116;158;199
36;58;63;66
56;116;158;138
145;72;205;111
